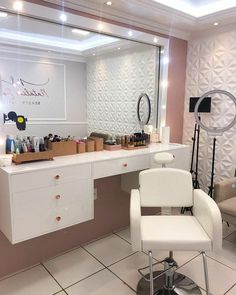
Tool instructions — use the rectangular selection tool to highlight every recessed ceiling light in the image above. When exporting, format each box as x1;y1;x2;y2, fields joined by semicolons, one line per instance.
92;53;96;56
128;30;133;37
0;11;8;17
72;28;90;36
13;1;23;11
60;13;67;22
105;1;112;5
98;23;103;30
117;47;120;50
213;22;219;26
153;37;158;43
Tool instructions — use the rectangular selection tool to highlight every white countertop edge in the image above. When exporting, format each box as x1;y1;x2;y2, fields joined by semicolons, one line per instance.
0;143;189;175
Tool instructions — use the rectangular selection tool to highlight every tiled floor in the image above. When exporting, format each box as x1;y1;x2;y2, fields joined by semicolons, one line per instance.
0;223;235;295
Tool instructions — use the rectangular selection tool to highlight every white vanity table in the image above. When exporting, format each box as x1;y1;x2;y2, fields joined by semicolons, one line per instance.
0;143;189;244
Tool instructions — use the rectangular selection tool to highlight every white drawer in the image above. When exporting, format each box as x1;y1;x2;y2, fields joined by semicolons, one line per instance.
150;147;190;171
11;164;91;193
93;154;150;179
11;180;93;242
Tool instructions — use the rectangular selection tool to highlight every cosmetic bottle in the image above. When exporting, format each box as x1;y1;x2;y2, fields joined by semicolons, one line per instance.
6;135;15;154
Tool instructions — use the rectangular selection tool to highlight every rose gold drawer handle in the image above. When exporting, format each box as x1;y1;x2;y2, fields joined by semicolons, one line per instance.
56;216;62;221
55;195;61;200
123;163;128;167
54;175;60;180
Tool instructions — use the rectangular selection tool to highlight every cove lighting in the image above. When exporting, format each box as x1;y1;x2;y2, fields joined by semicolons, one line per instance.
72;28;90;36
0;29;120;52
0;11;8;17
152;0;236;18
13;1;23;12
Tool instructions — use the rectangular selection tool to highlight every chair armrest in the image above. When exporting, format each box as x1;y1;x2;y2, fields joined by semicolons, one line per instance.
130;189;142;251
214;177;236;203
193;189;222;253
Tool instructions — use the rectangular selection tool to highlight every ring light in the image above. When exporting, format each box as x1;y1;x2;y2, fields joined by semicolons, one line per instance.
194;89;236;135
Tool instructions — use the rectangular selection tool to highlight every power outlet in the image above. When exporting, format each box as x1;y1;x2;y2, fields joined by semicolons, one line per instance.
94;188;98;200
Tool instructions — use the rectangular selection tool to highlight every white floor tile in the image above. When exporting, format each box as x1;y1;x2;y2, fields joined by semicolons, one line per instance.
178;254;236;295
83;234;134;266
0;265;61;295
225;231;236;244
43;247;104;288
150;250;200;267
223;223;236;239
207;240;236;271
115;227;131;243
225;284;236;294
109;251;161;290
66;269;135;295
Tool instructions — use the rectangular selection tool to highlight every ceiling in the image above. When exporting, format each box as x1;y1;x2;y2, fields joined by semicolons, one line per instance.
42;0;236;39
0;12;149;58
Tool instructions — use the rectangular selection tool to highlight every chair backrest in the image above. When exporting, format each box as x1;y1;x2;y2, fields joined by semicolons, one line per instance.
139;168;193;207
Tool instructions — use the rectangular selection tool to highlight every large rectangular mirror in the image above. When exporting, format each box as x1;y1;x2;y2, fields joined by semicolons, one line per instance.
0;12;160;138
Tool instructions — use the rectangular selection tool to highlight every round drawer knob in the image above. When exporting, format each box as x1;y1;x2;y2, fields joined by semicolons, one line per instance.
123;163;128;167
55;195;61;200
54;175;60;180
56;216;61;221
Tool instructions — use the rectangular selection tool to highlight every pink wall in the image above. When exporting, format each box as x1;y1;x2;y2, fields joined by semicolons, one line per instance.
167;37;188;143
0;1;188;279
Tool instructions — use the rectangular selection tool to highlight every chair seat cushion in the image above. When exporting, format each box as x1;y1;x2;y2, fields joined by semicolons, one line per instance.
218;197;236;216
141;215;212;251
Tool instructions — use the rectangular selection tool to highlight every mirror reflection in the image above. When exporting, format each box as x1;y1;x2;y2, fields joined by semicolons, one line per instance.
0;13;160;137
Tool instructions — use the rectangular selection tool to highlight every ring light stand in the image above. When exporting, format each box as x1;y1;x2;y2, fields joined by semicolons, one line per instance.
194;89;236;198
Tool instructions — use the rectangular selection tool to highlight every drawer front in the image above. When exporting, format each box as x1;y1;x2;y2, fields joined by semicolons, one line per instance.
150;147;190;171
11;164;91;193
93;155;150;179
12;180;93;242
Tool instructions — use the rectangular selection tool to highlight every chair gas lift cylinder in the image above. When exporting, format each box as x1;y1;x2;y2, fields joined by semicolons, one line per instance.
130;168;222;295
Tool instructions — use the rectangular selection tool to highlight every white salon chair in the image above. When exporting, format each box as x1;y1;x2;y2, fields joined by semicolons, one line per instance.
153;152;175;216
130;168;222;295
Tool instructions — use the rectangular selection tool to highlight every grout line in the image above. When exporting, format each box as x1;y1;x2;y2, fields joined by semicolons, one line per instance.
0;263;41;282
81;245;137;293
106;267;137;293
40;263;65;291
224;282;236;294
113;231;131;245
107;252;140;267
205;254;236;272
223;230;236;240
64;268;106;291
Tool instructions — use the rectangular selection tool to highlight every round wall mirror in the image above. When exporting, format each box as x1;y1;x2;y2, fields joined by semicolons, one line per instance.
137;93;151;127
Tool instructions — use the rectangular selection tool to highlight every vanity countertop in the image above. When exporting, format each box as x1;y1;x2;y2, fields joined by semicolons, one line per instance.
0;143;188;175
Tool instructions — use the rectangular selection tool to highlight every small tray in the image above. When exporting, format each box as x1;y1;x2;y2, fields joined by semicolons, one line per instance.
12;150;53;164
122;145;148;150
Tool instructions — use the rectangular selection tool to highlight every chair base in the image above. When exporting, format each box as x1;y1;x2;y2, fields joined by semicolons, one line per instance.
137;271;202;295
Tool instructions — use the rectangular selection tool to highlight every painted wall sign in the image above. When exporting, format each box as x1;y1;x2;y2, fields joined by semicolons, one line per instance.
0;58;66;120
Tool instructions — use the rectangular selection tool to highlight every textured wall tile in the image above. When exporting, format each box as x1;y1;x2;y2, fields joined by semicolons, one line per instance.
87;46;157;136
183;32;236;191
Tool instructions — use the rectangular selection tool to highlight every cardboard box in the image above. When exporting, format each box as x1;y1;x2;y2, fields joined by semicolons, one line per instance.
84;140;95;152
89;137;103;151
48;140;77;157
77;142;86;153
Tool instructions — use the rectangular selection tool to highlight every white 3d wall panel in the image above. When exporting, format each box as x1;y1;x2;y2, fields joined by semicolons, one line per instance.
87;46;157;135
183;31;236;191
